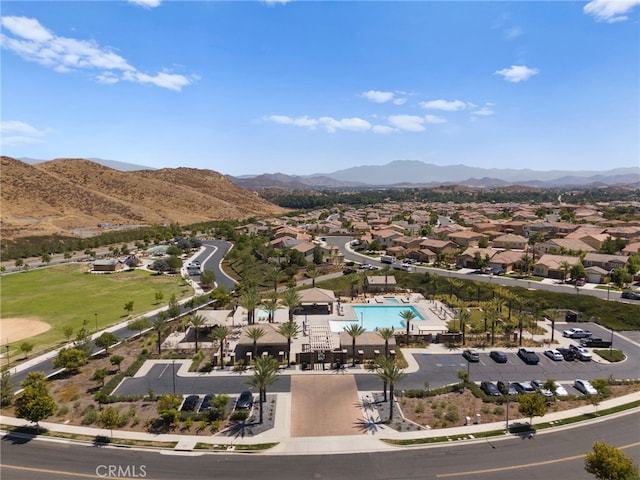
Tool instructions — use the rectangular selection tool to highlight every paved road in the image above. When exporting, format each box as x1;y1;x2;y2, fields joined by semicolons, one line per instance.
2;410;638;479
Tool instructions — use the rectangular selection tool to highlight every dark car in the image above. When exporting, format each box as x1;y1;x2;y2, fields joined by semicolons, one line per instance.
480;381;501;396
181;395;200;412
236;391;254;410
497;381;517;396
580;337;612;348
517;348;540;365
489;350;508;363
621;291;640;300
199;394;214;412
342;268;357;275
462;349;480;362
513;381;536;395
556;347;577;361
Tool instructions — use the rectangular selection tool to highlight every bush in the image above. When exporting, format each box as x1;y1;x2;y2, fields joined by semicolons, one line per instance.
415;402;425;414
230;410;249;422
445;405;459;423
57;405;69;417
81;406;98;425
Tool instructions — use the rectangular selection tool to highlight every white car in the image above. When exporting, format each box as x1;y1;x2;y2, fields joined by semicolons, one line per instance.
531;379;553;397
544;349;563;361
570;345;593;361
552;381;569;397
574;379;598;395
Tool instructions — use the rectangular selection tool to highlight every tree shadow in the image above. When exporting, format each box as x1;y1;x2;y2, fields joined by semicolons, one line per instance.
353;416;384;434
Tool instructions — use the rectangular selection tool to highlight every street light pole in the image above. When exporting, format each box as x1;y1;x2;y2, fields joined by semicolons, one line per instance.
172;360;176;395
505;386;510;432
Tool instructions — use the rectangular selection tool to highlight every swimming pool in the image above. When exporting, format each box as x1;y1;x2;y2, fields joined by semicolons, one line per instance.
329;305;423;332
384;297;399;304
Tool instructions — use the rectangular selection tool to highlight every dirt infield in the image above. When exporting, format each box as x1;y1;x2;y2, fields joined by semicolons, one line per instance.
0;317;51;343
290;374;364;437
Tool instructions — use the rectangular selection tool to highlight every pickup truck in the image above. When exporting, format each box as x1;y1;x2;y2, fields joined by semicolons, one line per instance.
580;337;612;348
562;327;593;339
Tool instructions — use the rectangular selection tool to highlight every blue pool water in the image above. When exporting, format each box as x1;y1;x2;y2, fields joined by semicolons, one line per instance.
384;297;399;304
329;305;423;332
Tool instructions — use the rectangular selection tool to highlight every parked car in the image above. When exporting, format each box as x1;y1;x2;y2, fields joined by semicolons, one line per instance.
575;278;586;286
621;290;640;300
531;379;553;397
497;381;517;396
556;347;577;361
544;349;564;361
517;348;540;365
181;395;200;412
569;344;593;361
562;327;593;339
462;349;480;362
581;337;612;348
513;381;536;394
236;391;254;410
480;381;501;396
489;350;508;363
342;268;357;275
574;379;598;395
551;381;569;397
199;394;214;412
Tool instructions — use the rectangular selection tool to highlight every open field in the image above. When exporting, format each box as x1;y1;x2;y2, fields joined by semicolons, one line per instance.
0;264;191;353
0;317;51;344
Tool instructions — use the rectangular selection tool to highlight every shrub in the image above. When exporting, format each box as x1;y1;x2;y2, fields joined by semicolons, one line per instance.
415;402;425;414
493;406;505;416
230;410;249;422
57;405;69;417
445;405;459;423
81;406;98;425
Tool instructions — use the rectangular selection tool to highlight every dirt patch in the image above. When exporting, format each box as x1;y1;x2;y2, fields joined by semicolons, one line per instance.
290;375;363;437
0;317;51;343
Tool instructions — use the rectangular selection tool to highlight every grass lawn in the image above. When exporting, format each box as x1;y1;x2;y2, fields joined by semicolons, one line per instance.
1;264;191;351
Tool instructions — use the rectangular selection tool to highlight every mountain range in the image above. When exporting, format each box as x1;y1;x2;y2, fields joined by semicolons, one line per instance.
1;157;285;240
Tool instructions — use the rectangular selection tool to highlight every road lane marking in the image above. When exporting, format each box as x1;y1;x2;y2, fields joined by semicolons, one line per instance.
436;441;640;478
158;364;169;378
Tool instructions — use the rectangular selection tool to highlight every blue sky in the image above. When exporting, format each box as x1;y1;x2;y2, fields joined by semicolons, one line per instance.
1;0;639;176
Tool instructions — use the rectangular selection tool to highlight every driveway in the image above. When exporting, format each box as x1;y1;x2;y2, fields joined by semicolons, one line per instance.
290;375;363;437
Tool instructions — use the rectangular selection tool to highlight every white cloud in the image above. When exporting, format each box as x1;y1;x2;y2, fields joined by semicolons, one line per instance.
128;0;162;8
0;120;49;146
262;0;293;5
372;125;396;134
424;114;446;124
584;0;640;22
265;115;371;133
0;16;194;91
495;65;539;83
419;99;468;111
471;107;495;116
392;97;407;105
361;90;395;103
504;26;523;39
387;115;425;132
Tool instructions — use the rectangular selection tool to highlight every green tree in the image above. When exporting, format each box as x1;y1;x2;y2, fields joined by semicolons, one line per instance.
344;323;366;367
15;372;56;430
156;394;182;424
199;269;216;289
98;406;120;439
570;262;587;282
611;267;632;288
246;355;279;424
95;332;118;354
0;370;15;406
41;252;51;264
166;255;183;272
518;393;547;426
123;300;135;316
154;290;164;305
128;317;152;337
167;294;181;318
19;341;34;359
377;328;395;358
306;267;321;288
189;314;207;353
262;296;279;323
585;441;639;480
239;286;260;325
92;368;109;387
62;325;74;343
15;258;24;268
246;327;267;363
151;312;169;355
281;288;302;322
375;358;406;421
399;309;417;346
110;355;124;372
53;347;88;373
277;322;301;367
212;326;231;368
265;265;287;295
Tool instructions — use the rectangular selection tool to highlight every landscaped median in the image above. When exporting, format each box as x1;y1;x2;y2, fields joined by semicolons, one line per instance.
381;398;640;446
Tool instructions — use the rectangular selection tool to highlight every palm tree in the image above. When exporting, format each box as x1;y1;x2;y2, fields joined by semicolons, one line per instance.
306;267;321;288
281;288;301;322
189;314;206;353
458;308;471;345
276;322;301;367
375;358;406;421
560;260;572;284
344;323;366;367
520;254;534;276
246;355;279;424
447;278;464;300
239;287;260;325
264;265;287;295
246;327;266;362
262;296;279;324
377;328;395;357
212;325;231;368
399;309;417;347
151;311;169;355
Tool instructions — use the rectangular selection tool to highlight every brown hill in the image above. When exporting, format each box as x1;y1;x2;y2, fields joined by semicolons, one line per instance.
1;157;285;239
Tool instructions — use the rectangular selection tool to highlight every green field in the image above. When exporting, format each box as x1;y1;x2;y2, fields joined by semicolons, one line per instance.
1;265;191;353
